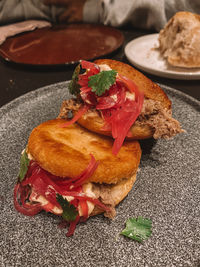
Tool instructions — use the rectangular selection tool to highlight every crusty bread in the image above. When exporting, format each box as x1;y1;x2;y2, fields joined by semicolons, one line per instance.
27;119;141;184
159;11;200;68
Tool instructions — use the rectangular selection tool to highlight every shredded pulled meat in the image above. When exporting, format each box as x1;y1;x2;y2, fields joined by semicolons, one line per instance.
91;183;117;219
136;98;184;139
59;99;82;118
58;98;183;139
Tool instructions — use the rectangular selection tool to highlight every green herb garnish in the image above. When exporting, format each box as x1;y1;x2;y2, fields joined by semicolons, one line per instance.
68;64;81;96
56;194;78;222
18;150;30;182
88;70;117;96
121;216;152;243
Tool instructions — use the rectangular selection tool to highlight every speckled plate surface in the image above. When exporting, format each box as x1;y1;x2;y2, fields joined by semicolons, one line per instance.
0;82;200;267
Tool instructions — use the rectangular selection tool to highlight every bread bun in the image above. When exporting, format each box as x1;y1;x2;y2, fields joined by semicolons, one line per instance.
27;119;141;184
159;11;200;68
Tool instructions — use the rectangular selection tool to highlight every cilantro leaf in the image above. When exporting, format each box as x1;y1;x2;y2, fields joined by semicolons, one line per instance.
18;150;30;182
56;194;78;222
88;70;117;96
121;216;152;242
68;64;81;96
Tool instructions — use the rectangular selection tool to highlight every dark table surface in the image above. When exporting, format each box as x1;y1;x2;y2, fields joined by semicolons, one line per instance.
0;27;200;108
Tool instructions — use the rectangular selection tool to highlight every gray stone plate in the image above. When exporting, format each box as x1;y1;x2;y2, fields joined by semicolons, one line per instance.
0;82;200;267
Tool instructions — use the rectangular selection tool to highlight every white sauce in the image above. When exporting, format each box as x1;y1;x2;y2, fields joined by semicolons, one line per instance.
79;182;96;216
30;181;96;217
30;192;62;215
126;91;135;101
110;94;118;101
99;64;112;71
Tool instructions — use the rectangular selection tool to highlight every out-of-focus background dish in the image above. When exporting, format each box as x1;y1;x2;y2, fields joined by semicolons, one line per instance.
125;34;200;80
0;23;124;66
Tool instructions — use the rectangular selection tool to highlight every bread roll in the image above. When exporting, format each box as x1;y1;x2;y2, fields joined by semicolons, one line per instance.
159;11;200;68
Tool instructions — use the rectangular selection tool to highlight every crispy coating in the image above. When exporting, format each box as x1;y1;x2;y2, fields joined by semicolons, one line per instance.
27;119;141;184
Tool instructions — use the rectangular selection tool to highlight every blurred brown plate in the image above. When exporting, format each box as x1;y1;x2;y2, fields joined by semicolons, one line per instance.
0;23;124;66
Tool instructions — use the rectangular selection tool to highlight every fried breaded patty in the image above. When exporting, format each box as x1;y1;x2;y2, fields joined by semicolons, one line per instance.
27;119;141;184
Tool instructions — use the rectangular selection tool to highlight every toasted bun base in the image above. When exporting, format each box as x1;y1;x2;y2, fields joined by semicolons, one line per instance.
91;173;137;216
74;59;171;140
28;119;141;184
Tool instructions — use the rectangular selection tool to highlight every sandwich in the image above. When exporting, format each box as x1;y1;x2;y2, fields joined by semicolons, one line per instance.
58;59;183;155
158;11;200;68
14;119;141;236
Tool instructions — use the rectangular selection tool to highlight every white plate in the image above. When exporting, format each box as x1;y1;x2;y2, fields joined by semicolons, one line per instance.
125;33;200;80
